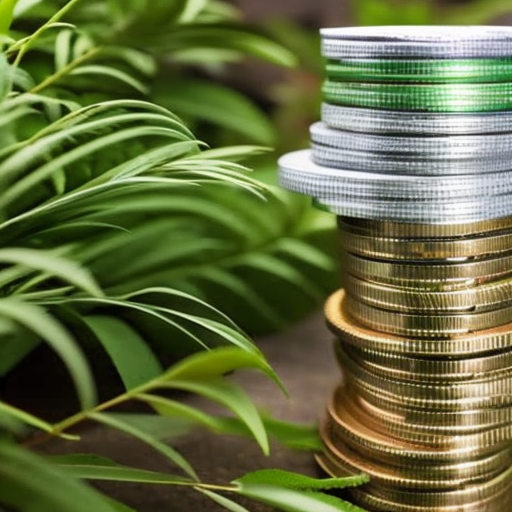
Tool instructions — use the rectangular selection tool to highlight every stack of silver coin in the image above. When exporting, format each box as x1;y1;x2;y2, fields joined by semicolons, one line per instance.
278;26;512;511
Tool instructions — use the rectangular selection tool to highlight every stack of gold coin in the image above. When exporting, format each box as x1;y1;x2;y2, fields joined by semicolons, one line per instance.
277;26;512;511
320;217;512;511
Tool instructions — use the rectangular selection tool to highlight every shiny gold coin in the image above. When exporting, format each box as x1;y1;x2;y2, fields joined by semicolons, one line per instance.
338;216;512;238
319;419;512;487
344;294;512;337
345;251;512;289
325;395;512;462
329;387;512;446
344;273;512;313
332;386;512;447
338;343;512;382
316;454;510;512
358;463;512;509
338;227;512;260
318;450;510;511
350;483;511;512
355;393;512;433
325;289;512;355
348;369;512;410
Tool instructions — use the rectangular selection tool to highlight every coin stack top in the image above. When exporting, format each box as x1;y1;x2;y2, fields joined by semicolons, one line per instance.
278;25;512;512
278;25;512;224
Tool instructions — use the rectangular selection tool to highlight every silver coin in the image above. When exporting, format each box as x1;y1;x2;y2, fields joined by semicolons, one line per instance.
321;26;512;59
321;104;512;135
278;150;512;200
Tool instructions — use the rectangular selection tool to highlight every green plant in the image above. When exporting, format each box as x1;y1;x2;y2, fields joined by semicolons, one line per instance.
0;1;365;511
9;0;337;336
351;0;512;25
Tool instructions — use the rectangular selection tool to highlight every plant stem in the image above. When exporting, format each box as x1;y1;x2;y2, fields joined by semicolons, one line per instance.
29;46;102;94
11;0;86;66
23;379;155;448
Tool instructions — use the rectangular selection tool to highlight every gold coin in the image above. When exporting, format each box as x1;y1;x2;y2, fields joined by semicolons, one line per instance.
329;387;512;446
345;251;512;288
325;395;512;462
338;216;512;238
332;386;512;447
319;423;512;487
325;289;512;355
345;273;512;313
339;228;512;260
344;294;512;336
358;464;512;508
355;393;512;432
318;449;512;511
338;343;512;382
348;370;512;410
350;484;511;512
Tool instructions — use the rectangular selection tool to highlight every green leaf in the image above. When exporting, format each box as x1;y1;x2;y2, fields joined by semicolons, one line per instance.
0;300;96;409
52;454;192;484
0;439;116;512
136;394;237;435
197;489;251;512
105;497;138;512
156;79;275;144
195;268;285;330
82;315;163;390
0;0;18;34
235;470;369;491
275;238;335;272
100;47;156;77
0;400;79;440
100;412;195;440
0;248;103;297
260;415;322;451
163;346;274;383
0;54;11;101
235;486;369;512
165;25;297;67
88;412;198;480
13;0;43;17
70;65;148;94
178;0;208;22
153;377;270;455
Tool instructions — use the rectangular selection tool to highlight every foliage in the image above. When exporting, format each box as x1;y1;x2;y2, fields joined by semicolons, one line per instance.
8;0;336;335
350;0;512;25
0;1;362;511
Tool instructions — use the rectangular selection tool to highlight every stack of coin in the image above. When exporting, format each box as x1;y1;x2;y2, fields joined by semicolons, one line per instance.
277;26;512;511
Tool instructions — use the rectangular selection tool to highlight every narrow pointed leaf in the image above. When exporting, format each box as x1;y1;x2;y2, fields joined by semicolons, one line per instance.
158;80;275;144
162;377;269;455
52;454;192;484
0;248;103;297
163;346;270;382
87;412;198;480
0;440;116;512
235;470;369;491
197;489;250;512
0;0;18;34
69;65;148;94
235;486;370;512
259;415;322;451
82;315;163;390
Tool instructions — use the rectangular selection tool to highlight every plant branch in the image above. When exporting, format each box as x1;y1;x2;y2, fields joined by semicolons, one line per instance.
29;46;102;95
11;0;86;66
23;379;156;448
